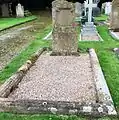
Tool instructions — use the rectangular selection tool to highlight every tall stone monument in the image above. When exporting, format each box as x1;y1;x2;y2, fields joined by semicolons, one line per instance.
52;0;78;55
110;0;119;31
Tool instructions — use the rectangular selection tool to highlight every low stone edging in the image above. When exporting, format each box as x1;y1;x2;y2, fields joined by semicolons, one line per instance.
89;48;117;115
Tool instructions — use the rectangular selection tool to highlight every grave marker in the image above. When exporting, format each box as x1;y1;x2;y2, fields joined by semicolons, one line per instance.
110;0;119;31
52;0;78;55
105;2;112;15
87;0;97;22
16;3;24;17
1;4;9;17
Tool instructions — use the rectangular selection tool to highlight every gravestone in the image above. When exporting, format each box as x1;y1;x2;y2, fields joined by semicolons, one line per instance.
110;0;119;31
52;0;78;55
81;0;100;41
92;7;100;17
1;4;9;17
87;0;97;22
84;0;88;16
16;3;24;17
75;2;82;17
105;2;112;15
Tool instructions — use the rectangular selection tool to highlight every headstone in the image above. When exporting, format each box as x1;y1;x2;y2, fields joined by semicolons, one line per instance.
92;7;100;17
16;3;24;17
1;4;9;17
105;2;112;15
75;2;82;17
110;0;119;31
52;0;78;55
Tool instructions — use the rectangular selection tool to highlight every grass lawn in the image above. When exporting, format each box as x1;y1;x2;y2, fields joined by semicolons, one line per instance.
0;16;37;31
94;14;108;21
0;17;119;119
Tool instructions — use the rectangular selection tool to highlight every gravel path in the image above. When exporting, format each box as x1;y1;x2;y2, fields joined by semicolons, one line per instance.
0;11;51;71
9;54;97;103
0;26;33;41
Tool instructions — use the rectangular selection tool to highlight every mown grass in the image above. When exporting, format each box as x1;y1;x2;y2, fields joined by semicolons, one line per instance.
0;16;37;31
0;25;51;83
0;18;119;119
94;14;108;21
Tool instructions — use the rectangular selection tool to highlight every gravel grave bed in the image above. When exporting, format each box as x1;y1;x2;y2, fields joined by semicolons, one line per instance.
9;53;97;103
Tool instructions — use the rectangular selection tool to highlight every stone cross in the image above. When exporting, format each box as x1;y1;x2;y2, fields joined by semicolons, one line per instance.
87;0;97;22
52;0;78;55
84;0;88;16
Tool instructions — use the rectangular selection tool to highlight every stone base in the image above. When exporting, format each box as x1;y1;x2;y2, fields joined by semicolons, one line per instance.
0;48;117;116
80;22;103;41
50;51;80;56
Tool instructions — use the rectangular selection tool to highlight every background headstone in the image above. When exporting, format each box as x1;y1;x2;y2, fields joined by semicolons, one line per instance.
1;4;9;17
52;0;78;55
75;2;82;17
16;3;24;17
110;0;119;31
105;2;112;15
92;7;100;17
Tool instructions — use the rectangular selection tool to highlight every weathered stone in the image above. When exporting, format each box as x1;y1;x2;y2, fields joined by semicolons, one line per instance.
110;0;119;31
75;2;83;17
1;4;9;17
83;106;92;113
52;0;78;55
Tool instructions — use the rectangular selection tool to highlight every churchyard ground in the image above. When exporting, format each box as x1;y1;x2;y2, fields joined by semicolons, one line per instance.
0;11;51;71
0;16;36;31
0;14;119;119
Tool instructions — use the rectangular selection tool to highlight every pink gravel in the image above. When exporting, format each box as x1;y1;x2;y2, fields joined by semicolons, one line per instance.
9;53;97;103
